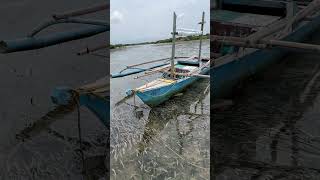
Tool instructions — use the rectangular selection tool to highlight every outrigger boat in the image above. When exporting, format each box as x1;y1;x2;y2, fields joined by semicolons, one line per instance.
112;12;210;106
212;0;320;99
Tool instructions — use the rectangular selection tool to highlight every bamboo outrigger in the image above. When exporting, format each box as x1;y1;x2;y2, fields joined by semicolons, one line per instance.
212;0;320;99
112;12;210;106
0;3;108;54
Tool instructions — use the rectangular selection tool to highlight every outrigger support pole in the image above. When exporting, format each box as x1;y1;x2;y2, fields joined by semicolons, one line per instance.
0;3;109;54
0;26;107;53
170;12;177;79
211;35;320;53
198;11;205;66
29;18;108;37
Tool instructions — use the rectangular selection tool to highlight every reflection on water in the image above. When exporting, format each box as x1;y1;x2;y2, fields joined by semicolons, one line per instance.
212;35;320;179
111;40;210;179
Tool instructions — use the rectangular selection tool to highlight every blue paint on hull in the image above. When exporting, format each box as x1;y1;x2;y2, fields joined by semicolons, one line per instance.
79;94;109;127
51;87;109;127
212;14;320;99
137;66;210;106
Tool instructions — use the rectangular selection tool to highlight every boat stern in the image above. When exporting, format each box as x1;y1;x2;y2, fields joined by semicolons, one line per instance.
51;87;109;126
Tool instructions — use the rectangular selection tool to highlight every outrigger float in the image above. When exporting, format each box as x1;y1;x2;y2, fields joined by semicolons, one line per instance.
212;0;320;99
112;12;210;106
0;3;109;127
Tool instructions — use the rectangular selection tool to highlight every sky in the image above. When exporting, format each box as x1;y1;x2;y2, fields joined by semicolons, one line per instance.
110;0;210;44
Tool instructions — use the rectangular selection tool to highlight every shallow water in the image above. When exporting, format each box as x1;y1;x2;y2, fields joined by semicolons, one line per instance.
0;1;108;179
212;32;320;179
110;40;210;179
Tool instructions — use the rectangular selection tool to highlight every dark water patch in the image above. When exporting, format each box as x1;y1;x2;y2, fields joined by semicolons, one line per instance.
212;35;320;179
0;0;108;179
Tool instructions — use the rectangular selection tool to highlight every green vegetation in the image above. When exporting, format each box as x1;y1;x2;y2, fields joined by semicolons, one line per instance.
110;33;209;49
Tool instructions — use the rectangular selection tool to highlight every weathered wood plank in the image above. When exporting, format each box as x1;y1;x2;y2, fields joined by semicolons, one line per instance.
211;35;320;53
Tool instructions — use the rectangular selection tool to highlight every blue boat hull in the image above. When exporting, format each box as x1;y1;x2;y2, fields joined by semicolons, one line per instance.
51;87;109;127
212;13;320;99
136;66;210;106
79;94;109;127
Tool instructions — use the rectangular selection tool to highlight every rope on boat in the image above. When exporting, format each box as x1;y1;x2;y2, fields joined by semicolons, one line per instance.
16;90;79;140
15;89;95;174
76;96;86;175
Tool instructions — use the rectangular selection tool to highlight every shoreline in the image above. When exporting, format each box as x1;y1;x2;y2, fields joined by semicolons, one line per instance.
110;33;209;49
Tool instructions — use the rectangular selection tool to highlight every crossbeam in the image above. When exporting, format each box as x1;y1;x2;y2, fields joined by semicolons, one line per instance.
212;35;320;53
247;0;320;43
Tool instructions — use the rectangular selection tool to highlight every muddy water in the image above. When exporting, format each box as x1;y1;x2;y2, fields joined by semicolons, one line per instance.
110;40;210;179
0;1;108;179
212;33;320;179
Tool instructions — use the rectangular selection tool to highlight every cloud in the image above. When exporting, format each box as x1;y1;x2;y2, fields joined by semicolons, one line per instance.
111;10;124;24
177;13;185;19
189;0;197;4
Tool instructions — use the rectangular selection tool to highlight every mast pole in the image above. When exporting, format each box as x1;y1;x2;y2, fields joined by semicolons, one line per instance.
171;12;177;78
198;11;205;66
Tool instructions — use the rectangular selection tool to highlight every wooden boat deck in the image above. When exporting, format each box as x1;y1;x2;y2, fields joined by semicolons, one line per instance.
137;78;175;92
136;64;198;92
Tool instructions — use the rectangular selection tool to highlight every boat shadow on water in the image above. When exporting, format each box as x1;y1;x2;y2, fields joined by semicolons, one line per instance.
212;51;320;179
10;100;109;179
137;79;210;152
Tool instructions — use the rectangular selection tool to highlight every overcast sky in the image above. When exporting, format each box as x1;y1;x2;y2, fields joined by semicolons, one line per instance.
110;0;210;44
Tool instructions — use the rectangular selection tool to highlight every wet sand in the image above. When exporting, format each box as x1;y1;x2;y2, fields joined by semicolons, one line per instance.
212;30;320;179
0;1;108;179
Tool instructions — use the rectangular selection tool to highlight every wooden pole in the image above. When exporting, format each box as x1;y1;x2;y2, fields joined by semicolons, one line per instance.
285;1;295;33
77;44;108;55
247;0;320;43
171;12;177;79
283;0;320;32
174;73;210;78
211;38;267;49
198;12;205;65
211;35;320;53
214;0;222;9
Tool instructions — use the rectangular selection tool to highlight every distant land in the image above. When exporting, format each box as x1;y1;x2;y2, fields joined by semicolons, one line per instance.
110;33;210;49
